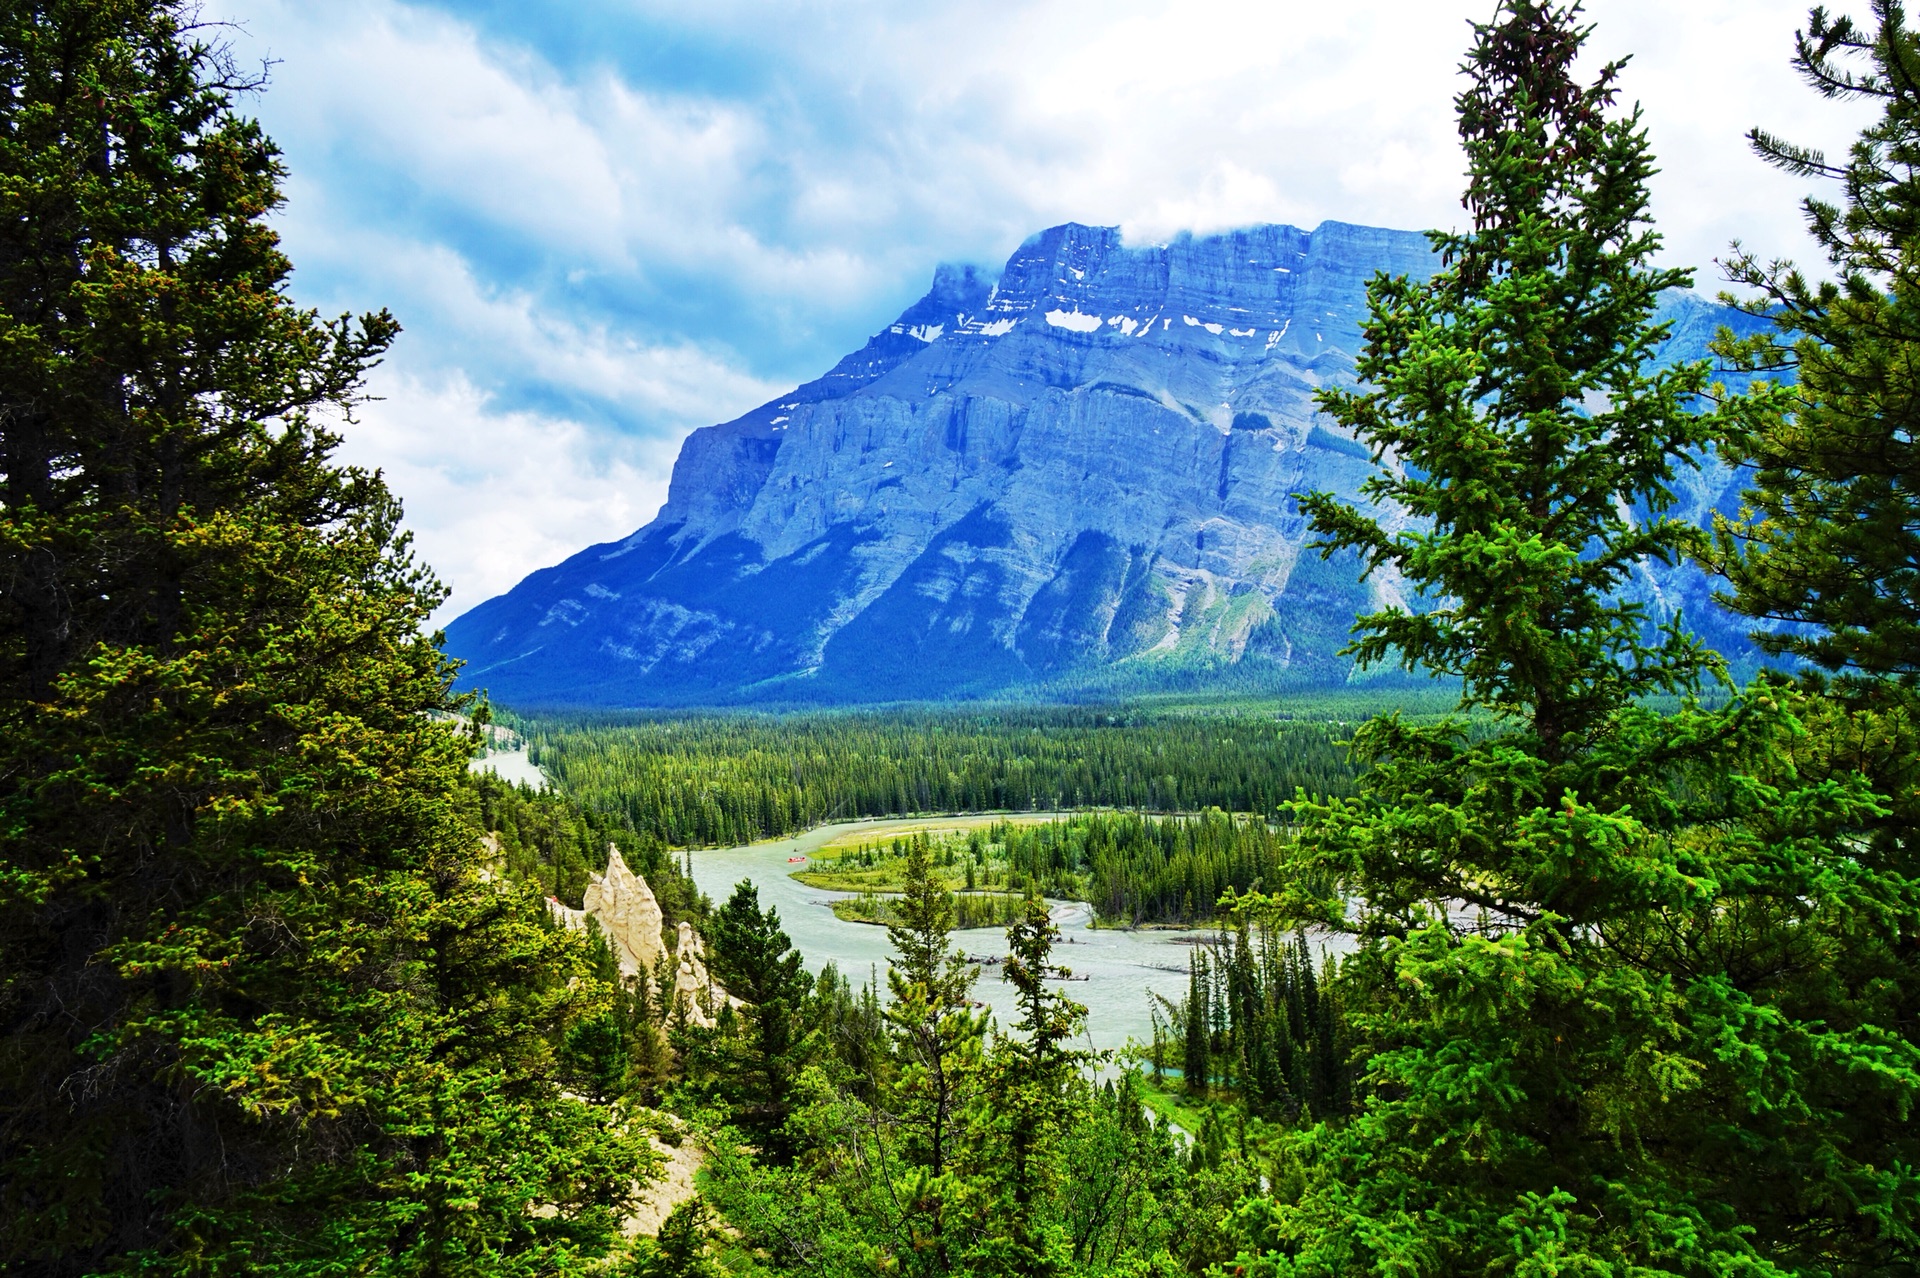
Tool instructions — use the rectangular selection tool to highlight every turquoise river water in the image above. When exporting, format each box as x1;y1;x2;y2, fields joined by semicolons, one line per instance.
688;816;1230;1061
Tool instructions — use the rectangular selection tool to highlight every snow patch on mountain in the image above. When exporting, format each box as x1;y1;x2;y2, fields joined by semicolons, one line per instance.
1045;309;1104;332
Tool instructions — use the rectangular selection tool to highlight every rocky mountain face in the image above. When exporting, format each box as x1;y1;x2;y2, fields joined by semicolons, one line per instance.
445;221;1761;707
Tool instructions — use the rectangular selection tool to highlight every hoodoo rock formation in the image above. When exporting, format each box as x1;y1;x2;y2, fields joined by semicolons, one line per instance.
584;848;666;978
670;921;722;1027
549;846;729;1026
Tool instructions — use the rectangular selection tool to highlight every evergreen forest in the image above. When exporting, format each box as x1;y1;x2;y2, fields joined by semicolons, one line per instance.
3;2;1918;1276
518;707;1363;847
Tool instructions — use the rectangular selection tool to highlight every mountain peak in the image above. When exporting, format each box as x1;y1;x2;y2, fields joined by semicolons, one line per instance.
444;220;1755;708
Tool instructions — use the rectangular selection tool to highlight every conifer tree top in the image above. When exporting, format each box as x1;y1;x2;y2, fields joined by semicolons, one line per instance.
1307;0;1727;752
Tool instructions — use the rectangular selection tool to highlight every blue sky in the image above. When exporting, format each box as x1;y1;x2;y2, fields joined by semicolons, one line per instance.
214;0;1870;622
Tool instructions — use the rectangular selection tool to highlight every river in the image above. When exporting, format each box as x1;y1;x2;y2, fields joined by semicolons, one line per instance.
470;743;548;789
468;739;1229;1058
687;815;1225;1063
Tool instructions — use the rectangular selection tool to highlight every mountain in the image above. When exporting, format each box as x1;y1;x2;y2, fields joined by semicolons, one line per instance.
444;220;1761;708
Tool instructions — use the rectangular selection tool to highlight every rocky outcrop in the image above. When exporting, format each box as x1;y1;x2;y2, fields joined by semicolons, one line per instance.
579;847;665;978
548;846;732;1027
669;921;730;1029
477;831;502;883
624;1136;704;1237
447;220;1767;706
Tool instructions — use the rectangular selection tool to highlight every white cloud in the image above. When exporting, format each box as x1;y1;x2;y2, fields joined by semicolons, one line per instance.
214;0;1883;619
257;1;626;259
330;247;782;621
366;243;780;423
334;372;682;625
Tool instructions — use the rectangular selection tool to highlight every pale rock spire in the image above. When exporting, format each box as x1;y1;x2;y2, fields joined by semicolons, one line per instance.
547;844;664;979
581;846;666;978
546;844;733;1027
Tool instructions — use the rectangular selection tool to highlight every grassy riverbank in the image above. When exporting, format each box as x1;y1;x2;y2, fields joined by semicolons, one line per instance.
792;816;1069;894
829;890;1032;929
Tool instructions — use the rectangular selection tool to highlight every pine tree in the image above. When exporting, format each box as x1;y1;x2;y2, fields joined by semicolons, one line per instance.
881;830;986;1275
1705;4;1920;1267
883;846;969;1113
1183;952;1210;1098
966;893;1085;1278
0;4;647;1274
628;966;668;1105
886;834;970;1007
1240;2;1907;1272
1714;2;1920;686
564;927;638;1106
634;1197;721;1278
1711;4;1920;1028
705;881;814;1158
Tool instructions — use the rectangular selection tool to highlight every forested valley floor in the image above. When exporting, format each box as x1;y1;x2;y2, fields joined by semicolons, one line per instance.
463;703;1372;1274
509;702;1383;928
511;698;1398;848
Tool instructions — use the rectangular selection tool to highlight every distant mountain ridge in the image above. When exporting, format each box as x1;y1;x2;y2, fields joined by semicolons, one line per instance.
445;220;1760;707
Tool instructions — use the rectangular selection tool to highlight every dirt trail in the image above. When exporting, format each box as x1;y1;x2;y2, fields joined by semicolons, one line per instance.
624;1137;703;1236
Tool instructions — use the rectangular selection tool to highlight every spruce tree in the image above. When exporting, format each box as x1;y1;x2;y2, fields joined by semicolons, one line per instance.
1242;2;1910;1272
0;3;646;1272
1183;952;1210;1098
705;881;814;1157
1715;2;1920;685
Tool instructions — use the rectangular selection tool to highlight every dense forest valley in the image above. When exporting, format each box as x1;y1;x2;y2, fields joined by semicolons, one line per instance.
504;704;1369;927
509;701;1390;848
463;725;1365;1273
6;2;1920;1276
